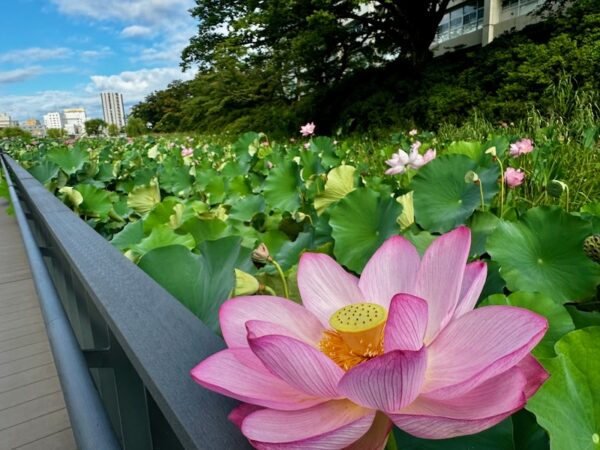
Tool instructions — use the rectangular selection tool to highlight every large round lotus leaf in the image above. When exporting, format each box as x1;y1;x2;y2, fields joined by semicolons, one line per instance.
132;224;195;257
159;164;192;195
47;146;89;175
263;161;301;212
75;184;113;218
314;165;356;215
110;220;144;251
127;181;161;215
527;327;600;450
138;237;250;331
412;155;499;233
228;195;265;222
445;140;482;161
487;207;600;303
29;161;59;184
480;292;574;358
330;187;401;273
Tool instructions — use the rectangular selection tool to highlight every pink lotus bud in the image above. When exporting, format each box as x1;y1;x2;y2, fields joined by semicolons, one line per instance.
300;122;316;137
505;168;525;188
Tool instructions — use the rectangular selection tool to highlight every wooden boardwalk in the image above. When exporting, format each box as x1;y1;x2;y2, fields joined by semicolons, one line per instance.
0;199;76;450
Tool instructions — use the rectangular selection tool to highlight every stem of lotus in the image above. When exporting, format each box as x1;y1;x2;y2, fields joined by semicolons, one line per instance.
261;285;277;296
497;158;505;217
269;258;290;299
478;182;485;211
564;183;570;212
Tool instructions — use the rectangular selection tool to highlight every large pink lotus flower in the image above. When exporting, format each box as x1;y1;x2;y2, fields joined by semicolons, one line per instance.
385;143;436;175
509;138;534;157
505;168;525;188
191;227;548;449
300;122;316;137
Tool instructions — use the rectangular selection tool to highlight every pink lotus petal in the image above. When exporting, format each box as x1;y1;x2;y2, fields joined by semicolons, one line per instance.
338;348;427;412
422;306;548;399
390;366;527;438
248;334;344;398
242;400;374;448
220;296;325;348
229;403;263;428
345;412;392;450
453;261;487;319
415;226;471;343
516;354;549;398
191;348;323;410
358;236;420;310
384;294;428;352
298;253;363;327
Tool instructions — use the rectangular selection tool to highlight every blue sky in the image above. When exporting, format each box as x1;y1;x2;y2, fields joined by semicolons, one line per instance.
0;0;198;121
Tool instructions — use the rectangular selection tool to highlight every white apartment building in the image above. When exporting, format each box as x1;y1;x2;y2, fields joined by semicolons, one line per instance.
432;0;545;54
0;112;15;128
43;112;65;130
63;108;87;135
100;92;126;129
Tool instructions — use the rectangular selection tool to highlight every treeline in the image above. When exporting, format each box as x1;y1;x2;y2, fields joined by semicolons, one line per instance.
130;0;599;136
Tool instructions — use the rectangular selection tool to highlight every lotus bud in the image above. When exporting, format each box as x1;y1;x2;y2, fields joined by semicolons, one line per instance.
234;269;260;296
252;243;271;263
547;180;568;198
464;170;480;184
485;146;497;160
583;235;600;264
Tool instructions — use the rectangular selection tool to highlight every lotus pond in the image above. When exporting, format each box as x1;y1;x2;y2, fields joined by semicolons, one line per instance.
1;129;599;449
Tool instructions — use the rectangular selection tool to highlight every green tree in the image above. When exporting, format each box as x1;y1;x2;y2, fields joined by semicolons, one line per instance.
0;127;31;139
130;80;191;131
85;119;106;136
125;117;147;137
107;123;120;136
47;128;66;138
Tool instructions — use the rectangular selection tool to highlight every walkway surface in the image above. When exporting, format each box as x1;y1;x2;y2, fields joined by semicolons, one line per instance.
0;198;76;450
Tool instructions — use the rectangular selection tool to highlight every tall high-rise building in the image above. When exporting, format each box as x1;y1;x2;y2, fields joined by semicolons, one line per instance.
43;112;65;130
63;108;87;135
0;112;15;128
100;92;126;129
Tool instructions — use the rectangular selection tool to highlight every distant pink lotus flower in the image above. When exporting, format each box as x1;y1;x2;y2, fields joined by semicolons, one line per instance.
300;122;316;137
181;147;194;157
408;129;418;136
191;227;548;448
509;139;534;157
385;144;436;175
303;142;310;150
505;168;525;188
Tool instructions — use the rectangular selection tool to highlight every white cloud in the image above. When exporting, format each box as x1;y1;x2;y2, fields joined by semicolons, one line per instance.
0;67;44;84
0;47;71;64
121;25;154;38
0;90;100;121
88;67;196;102
50;0;194;30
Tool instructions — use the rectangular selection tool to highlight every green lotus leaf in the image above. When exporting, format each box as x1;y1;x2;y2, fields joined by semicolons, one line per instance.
311;136;340;169
480;292;574;358
47;146;89;175
110;220;145;251
402;228;436;257
263;160;301;212
445;140;483;161
299;147;324;180
127;180;161;215
75;184;113;218
487;207;600;303
205;177;226;204
132;224;195;256
229;195;265;222
58;186;83;209
412;154;499;233
527;327;600;450
396;191;414;230
179;217;229;245
330;187;401;273
159;163;193;195
96;163;116;182
138;237;251;331
143;198;181;233
29;161;59;184
314;165;356;215
468;210;502;257
565;305;600;329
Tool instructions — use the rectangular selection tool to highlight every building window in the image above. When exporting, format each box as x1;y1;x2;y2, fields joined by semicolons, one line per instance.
435;0;485;44
502;0;543;16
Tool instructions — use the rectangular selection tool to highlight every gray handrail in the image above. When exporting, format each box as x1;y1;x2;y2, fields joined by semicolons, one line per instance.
1;153;251;449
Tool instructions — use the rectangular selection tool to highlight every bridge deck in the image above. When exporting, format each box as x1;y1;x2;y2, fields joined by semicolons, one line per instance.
0;199;76;450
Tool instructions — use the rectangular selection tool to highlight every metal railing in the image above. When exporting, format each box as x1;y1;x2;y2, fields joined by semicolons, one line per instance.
0;152;251;450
